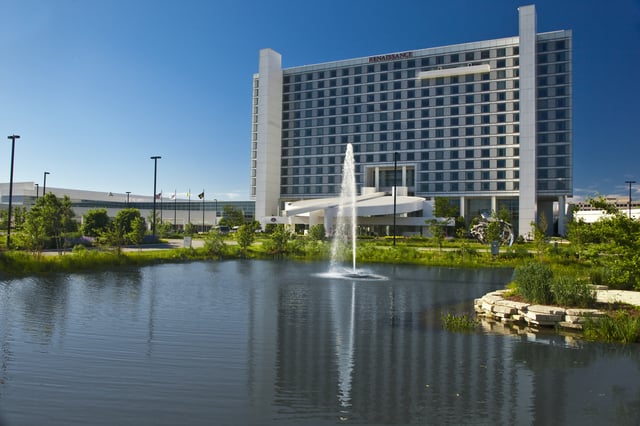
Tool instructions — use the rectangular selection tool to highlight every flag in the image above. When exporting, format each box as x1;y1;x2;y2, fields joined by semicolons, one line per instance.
186;190;191;198
198;191;204;200
155;191;162;200
170;191;176;200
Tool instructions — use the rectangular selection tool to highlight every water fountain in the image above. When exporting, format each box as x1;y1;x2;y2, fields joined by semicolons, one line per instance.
329;143;357;274
324;143;385;281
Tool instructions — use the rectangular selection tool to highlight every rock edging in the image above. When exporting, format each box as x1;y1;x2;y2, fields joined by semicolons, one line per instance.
474;290;606;330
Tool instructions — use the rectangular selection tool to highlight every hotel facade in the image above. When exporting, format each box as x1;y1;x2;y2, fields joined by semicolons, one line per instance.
250;5;572;237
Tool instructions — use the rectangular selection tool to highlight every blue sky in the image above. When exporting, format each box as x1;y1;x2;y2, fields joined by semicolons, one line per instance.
1;0;639;201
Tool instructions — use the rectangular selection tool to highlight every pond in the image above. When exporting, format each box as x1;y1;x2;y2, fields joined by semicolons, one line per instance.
1;260;639;425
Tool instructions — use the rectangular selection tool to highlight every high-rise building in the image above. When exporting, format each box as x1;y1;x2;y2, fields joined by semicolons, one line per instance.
250;4;571;237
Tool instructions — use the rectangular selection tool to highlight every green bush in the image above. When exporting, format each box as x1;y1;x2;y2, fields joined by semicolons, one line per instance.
550;275;596;308
583;311;640;343
514;261;553;304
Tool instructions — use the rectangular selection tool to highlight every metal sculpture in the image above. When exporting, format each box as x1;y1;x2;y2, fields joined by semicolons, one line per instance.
469;212;514;246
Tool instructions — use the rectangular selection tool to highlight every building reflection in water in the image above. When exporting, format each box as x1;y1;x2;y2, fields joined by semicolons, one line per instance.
246;266;640;424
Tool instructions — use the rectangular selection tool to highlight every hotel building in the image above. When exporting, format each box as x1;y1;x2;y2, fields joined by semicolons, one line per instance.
250;4;572;237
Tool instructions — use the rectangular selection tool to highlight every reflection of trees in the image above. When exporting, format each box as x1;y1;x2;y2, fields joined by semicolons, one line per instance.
19;276;70;345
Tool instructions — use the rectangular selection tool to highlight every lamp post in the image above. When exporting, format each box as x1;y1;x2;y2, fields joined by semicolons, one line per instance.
150;156;161;238
625;180;636;218
35;183;39;200
393;152;398;246
201;190;205;233
6;135;20;248
43;171;50;195
214;199;218;226
126;191;131;207
173;189;177;232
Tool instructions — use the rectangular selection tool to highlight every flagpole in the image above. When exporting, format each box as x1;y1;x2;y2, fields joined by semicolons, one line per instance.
201;189;205;233
173;189;177;232
160;190;163;223
188;189;191;225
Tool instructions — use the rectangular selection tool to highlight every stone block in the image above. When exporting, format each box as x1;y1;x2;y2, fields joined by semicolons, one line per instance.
492;304;517;315
495;299;530;311
524;310;563;325
527;305;566;316
559;321;583;330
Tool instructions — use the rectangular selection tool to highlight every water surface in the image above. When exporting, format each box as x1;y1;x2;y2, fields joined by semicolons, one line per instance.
1;261;639;425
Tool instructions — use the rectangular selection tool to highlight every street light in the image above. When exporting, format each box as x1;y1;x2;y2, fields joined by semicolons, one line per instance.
625;180;636;218
43;171;50;194
150;156;161;238
393;152;398;246
6;135;20;248
214;199;218;226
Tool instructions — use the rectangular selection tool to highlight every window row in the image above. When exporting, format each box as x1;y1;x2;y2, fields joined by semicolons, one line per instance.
283;91;520;113
418;181;519;193
285;103;520;122
283;47;519;83
282;123;520;139
284;63;519;92
283;82;521;102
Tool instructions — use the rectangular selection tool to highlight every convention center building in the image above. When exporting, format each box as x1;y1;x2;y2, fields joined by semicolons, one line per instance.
250;4;572;237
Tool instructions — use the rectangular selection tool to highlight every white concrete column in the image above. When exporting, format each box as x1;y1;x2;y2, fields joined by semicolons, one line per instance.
491;196;497;214
402;166;407;187
557;195;566;237
375;167;380;191
460;196;466;219
254;48;283;220
517;5;537;238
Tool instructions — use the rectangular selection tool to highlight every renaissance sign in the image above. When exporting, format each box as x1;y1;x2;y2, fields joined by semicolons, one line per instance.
368;51;413;63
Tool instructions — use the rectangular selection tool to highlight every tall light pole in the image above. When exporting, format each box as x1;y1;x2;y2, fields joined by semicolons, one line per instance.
393;152;398;246
200;190;205;232
214;199;218;226
6;135;20;249
35;183;39;200
625;180;636;218
43;171;50;194
126;191;131;207
150;156;161;238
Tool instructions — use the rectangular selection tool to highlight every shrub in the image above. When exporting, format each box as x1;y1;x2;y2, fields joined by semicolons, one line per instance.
307;224;326;241
441;313;478;332
203;230;226;257
550;275;596;308
583;311;640;343
514;261;553;304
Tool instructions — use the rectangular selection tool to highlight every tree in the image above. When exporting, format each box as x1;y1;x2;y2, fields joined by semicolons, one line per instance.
0;206;27;235
531;212;548;260
235;224;256;254
127;216;146;249
157;221;174;238
264;225;294;255
308;224;326;241
434;197;459;218
184;223;196;236
15;211;47;254
82;208;110;237
426;219;446;252
18;193;78;251
204;229;226;257
99;208;145;250
218;205;245;228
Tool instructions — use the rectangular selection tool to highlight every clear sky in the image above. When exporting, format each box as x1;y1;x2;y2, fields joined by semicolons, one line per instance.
1;0;639;202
